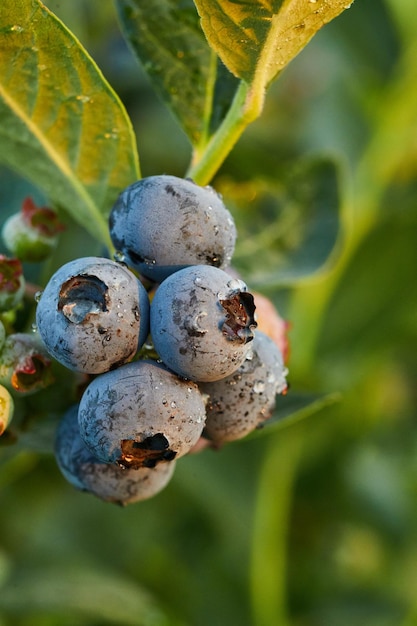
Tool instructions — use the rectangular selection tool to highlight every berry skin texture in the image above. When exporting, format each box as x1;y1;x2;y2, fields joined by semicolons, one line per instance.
55;405;176;505
35;257;150;374
200;331;288;445
78;360;206;469
109;175;237;281
150;265;257;382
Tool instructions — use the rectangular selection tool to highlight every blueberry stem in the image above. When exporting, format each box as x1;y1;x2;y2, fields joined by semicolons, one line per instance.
187;79;265;186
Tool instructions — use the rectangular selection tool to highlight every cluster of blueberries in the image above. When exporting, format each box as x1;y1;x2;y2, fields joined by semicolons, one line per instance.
36;176;288;505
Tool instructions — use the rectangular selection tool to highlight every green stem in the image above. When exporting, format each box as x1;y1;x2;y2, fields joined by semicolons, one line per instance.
250;427;304;626
289;40;417;380
186;79;265;186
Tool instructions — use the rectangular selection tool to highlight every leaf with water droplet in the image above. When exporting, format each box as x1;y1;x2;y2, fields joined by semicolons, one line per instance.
115;0;239;146
193;0;355;84
0;0;140;248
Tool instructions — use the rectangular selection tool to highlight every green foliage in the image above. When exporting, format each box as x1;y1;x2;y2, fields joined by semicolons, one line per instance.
0;0;139;248
193;0;352;83
1;0;416;625
116;0;239;147
228;156;343;287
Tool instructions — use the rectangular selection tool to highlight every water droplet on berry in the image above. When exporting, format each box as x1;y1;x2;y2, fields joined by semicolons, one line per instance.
34;291;43;303
114;250;125;263
227;278;246;292
253;381;265;394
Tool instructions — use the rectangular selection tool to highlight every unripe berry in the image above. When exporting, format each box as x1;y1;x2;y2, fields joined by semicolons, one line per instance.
2;197;64;262
0;384;14;436
0;255;25;312
0;333;53;395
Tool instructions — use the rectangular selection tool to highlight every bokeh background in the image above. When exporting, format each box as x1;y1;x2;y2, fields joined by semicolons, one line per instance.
1;1;417;625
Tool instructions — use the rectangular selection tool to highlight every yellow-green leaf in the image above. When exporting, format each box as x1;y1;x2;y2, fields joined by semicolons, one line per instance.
0;0;140;247
193;0;354;84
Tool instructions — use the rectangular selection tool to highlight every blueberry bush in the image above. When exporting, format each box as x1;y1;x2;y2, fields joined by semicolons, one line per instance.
1;1;417;625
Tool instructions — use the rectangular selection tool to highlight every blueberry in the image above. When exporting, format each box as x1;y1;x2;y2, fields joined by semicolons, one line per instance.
150;265;257;382
36;257;150;374
55;405;176;504
109;175;237;281
200;331;289;444
78;359;206;468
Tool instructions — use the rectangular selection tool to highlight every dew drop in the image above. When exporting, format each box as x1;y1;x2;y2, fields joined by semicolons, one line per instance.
194;277;203;286
253;381;265;394
34;290;43;303
170;401;177;409
113;250;126;263
245;349;254;361
227;278;247;292
31;323;38;333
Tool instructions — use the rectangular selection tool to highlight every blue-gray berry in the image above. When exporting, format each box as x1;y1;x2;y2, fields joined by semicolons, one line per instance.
200;331;288;444
109;175;237;281
36;257;150;374
55;405;176;504
78;360;206;468
150;265;257;382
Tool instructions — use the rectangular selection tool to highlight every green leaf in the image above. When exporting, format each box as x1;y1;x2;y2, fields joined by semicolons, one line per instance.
115;0;239;147
225;157;343;287
260;390;342;434
193;0;354;84
0;566;169;626
0;0;140;248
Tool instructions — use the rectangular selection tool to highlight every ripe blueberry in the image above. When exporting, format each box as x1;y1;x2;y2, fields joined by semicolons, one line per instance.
36;257;150;374
55;405;176;504
200;331;288;444
109;175;237;281
78;359;206;468
150;265;257;382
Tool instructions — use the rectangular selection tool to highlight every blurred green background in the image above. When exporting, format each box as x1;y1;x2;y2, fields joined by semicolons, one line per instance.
1;1;417;625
